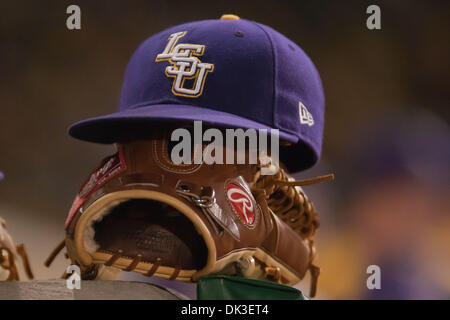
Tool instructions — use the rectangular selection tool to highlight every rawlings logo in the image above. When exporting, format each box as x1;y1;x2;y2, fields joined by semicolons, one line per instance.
226;183;255;226
65;150;126;229
155;31;214;98
79;157;117;197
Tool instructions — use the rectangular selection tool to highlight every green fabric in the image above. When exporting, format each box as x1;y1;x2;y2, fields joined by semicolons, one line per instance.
197;275;308;300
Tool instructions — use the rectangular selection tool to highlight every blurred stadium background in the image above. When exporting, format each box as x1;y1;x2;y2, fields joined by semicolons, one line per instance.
0;0;448;299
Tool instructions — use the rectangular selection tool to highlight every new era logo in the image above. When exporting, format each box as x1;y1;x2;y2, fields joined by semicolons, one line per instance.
299;102;314;126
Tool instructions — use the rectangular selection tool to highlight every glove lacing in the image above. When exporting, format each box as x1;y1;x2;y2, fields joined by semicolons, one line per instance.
252;161;334;297
0;244;34;280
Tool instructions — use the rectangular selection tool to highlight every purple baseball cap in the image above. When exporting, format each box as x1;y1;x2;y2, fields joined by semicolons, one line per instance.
69;15;325;171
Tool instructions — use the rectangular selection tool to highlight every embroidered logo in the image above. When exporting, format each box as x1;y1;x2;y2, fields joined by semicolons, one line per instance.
156;31;214;98
64;150;126;229
299;101;314;126
226;183;256;226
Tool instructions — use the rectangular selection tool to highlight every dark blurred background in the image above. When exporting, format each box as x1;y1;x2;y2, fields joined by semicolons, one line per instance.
0;0;448;299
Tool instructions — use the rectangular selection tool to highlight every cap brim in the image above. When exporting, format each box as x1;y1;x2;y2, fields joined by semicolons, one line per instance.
69;104;299;144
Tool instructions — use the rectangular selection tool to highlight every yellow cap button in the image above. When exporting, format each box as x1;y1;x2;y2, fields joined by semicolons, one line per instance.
220;14;240;20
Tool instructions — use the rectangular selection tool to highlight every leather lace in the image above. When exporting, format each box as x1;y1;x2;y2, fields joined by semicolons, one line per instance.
45;241;182;281
0;244;34;280
252;163;334;297
253;169;333;239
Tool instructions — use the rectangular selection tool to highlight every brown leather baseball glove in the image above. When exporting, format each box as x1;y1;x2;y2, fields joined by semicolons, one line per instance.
46;129;332;297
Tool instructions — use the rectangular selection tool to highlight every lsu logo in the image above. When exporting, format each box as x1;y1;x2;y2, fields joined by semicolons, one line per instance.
226;182;256;226
156;31;214;98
